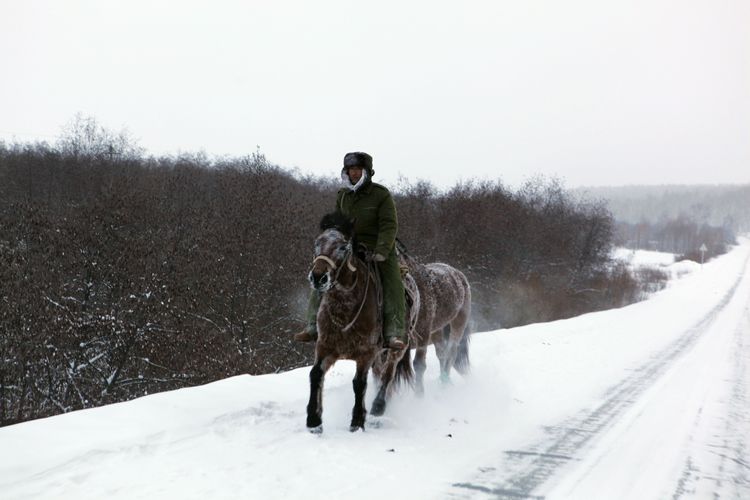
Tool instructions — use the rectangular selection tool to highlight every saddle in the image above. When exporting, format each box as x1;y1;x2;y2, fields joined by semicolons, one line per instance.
353;243;417;326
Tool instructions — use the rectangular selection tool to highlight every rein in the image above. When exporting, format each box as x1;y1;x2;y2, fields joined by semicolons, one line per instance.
311;249;375;332
342;260;374;332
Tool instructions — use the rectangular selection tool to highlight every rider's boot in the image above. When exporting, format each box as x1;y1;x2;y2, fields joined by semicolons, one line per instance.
383;316;407;350
293;326;317;343
294;291;320;343
379;250;408;350
386;336;406;350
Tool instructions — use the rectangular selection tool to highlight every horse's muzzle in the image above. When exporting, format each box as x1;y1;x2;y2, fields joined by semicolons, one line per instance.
309;269;332;292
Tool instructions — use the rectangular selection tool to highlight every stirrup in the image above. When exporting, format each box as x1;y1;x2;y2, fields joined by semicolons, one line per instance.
293;330;317;343
386;337;406;350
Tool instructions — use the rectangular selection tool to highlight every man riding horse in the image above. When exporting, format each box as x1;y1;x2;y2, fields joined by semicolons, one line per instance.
294;152;407;350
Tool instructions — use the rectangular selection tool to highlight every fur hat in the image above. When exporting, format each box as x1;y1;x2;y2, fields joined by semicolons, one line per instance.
343;152;374;176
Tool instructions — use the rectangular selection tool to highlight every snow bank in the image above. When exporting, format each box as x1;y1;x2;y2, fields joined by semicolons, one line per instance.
613;247;676;267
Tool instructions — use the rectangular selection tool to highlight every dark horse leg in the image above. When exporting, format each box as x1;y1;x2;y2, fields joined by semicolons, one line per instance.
306;356;334;432
371;349;400;416
413;346;428;396
350;358;372;431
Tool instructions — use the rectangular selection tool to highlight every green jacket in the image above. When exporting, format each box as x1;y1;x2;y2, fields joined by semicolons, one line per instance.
336;181;398;258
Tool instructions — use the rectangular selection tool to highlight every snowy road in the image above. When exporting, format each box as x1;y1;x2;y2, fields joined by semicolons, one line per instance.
453;247;750;499
1;241;749;499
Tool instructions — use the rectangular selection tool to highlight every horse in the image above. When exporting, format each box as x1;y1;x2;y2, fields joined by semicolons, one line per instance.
400;252;472;395
305;212;418;432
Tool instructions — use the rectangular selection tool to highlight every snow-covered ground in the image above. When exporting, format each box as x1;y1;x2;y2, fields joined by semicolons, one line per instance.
613;247;677;267
2;240;749;499
613;247;701;280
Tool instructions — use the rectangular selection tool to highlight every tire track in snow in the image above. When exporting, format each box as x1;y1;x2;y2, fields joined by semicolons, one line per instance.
670;299;750;498
450;256;749;499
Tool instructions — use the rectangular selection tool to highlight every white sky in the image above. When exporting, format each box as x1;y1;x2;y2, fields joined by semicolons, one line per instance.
2;0;749;188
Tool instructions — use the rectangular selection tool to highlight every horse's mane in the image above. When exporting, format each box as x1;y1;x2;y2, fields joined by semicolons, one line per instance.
319;213;423;268
320;212;354;239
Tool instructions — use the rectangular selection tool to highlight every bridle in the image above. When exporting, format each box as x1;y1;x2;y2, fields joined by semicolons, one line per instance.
311;245;375;332
311;251;358;291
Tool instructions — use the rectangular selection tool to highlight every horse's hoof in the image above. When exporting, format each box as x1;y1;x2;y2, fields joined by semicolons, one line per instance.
368;419;383;429
307;414;322;428
308;425;323;434
371;398;386;417
349;415;366;431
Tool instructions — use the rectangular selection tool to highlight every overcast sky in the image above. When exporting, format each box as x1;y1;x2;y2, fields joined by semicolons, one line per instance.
2;0;749;189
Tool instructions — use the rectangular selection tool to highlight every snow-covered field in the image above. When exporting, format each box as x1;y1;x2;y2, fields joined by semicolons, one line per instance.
2;241;749;499
613;247;677;267
613;247;701;280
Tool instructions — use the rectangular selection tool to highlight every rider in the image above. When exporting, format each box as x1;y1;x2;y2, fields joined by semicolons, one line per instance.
294;152;407;350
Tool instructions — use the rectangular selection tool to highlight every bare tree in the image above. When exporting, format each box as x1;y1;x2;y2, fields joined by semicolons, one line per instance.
57;113;143;161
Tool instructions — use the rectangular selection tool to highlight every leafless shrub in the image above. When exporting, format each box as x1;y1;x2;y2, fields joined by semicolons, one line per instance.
0;140;677;426
634;266;670;295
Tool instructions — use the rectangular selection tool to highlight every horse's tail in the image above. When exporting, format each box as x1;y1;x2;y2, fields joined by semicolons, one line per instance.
454;326;471;375
394;346;414;388
454;274;472;375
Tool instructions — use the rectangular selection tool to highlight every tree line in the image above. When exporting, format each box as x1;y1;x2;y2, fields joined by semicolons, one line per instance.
614;216;734;261
577;184;750;234
0;132;697;426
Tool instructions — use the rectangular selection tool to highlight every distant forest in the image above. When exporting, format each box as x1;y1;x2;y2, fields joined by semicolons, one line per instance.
0;117;745;425
574;184;750;230
574;185;747;259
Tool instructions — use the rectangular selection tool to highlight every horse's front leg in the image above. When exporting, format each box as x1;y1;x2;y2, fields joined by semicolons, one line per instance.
306;355;335;433
350;358;373;432
371;348;403;416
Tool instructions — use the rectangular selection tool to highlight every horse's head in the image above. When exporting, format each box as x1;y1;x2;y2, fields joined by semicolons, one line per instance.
309;213;357;292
